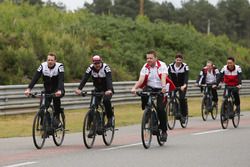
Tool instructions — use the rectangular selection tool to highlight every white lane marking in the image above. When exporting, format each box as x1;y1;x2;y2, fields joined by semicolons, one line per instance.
3;161;38;167
100;142;142;151
192;129;228;136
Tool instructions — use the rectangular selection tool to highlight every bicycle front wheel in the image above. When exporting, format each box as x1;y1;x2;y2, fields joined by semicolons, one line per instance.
32;111;46;149
83;110;96;149
211;102;218;120
102;115;115;146
167;101;176;130
201;97;208;121
53;112;65;146
141;109;152;149
220;101;229;129
232;109;240;128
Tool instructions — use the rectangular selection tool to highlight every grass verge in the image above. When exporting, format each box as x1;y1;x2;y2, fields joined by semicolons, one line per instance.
0;97;249;138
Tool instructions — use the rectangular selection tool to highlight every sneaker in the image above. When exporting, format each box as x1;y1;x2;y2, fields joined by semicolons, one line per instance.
160;131;168;142
236;106;240;113
87;130;95;138
180;117;186;124
53;117;61;128
106;117;113;128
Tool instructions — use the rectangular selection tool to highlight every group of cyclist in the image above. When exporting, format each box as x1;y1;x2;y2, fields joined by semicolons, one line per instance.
24;50;242;143
196;57;242;113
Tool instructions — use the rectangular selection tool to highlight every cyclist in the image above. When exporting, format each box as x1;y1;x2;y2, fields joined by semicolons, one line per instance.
168;53;189;123
75;55;114;127
217;57;242;115
196;60;220;106
131;50;175;142
24;52;65;127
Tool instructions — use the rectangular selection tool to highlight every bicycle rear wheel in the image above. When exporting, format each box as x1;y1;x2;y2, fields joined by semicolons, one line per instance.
220;101;229;129
83;110;96;149
232;108;240;128
211;102;218;120
167;101;176;130
102;115;115;146
32;111;46;149
201;97;208;121
141;109;152;149
53;112;65;146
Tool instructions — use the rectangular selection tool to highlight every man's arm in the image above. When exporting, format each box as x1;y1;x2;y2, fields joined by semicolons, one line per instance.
238;67;242;85
131;75;145;94
196;69;203;85
25;65;42;96
184;65;189;86
217;68;224;85
105;65;113;93
57;64;64;92
28;66;42;89
78;67;92;90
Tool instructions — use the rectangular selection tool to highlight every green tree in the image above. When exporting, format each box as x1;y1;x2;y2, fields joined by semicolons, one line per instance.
85;0;112;15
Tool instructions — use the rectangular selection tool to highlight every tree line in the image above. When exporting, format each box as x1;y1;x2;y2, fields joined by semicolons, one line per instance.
85;0;250;48
0;1;249;85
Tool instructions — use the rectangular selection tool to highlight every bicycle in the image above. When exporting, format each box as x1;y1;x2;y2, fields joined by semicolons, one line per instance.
82;90;115;149
30;91;65;149
167;87;188;130
199;84;219;121
220;86;240;129
136;91;166;149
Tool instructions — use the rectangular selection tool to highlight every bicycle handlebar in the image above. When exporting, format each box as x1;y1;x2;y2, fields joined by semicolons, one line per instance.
136;91;164;97
198;84;221;89
225;86;239;90
80;91;104;97
28;92;55;98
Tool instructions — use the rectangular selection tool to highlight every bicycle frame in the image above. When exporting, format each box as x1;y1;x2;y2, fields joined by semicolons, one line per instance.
30;91;55;119
30;91;65;149
220;85;240;129
137;91;165;148
202;84;214;109
82;90;115;148
223;86;237;113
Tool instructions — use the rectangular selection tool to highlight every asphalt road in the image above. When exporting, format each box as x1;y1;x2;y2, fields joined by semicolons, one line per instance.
1;112;250;167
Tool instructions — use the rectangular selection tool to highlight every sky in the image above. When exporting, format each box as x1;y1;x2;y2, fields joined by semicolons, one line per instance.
41;0;221;11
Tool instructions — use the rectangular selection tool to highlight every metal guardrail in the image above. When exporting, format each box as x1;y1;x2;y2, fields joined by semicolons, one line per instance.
0;80;250;115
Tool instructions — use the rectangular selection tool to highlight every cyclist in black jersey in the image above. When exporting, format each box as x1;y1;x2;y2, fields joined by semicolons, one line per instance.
168;53;189;123
75;55;114;127
24;52;65;125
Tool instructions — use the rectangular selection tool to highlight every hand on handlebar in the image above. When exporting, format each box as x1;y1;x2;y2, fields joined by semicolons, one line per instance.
131;87;137;95
55;90;62;97
212;85;217;89
161;87;166;94
24;88;31;97
236;84;242;89
181;84;187;91
75;88;81;95
105;90;113;96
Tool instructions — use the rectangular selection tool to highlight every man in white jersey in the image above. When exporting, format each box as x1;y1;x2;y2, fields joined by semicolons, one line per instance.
131;50;175;142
